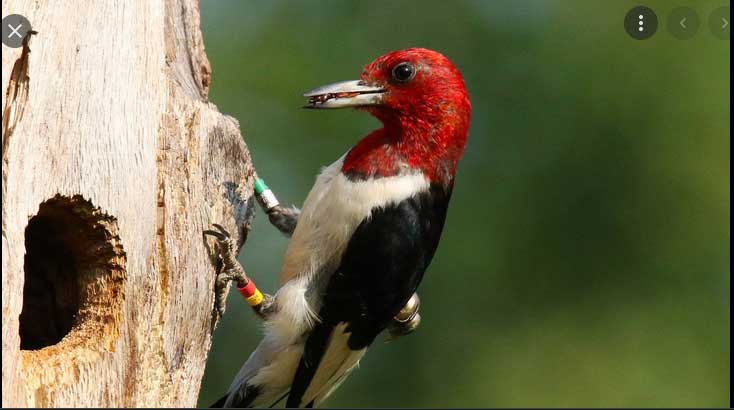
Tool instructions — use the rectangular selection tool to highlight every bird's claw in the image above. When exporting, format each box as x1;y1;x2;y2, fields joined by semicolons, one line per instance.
205;223;248;318
203;223;228;241
386;293;421;342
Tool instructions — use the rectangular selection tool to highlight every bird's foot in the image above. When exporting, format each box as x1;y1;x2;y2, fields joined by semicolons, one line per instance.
205;223;275;322
386;293;421;342
204;223;248;319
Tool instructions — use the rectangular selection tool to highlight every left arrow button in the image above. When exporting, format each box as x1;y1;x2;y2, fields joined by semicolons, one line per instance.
668;7;699;40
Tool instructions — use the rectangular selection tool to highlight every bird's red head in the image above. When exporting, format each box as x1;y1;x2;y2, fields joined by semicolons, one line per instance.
304;48;471;184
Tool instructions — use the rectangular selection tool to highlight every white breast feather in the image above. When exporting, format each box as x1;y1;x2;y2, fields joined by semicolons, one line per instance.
270;154;429;341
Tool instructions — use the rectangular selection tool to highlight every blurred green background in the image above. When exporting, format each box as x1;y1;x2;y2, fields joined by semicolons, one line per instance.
198;1;730;407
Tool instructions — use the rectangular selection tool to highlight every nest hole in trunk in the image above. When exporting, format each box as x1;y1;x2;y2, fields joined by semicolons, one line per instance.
20;194;126;352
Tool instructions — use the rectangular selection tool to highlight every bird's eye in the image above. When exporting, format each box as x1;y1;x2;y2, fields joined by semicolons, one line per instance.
391;63;415;83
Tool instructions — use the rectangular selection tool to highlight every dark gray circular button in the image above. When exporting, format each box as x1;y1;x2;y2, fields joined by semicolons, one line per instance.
709;6;730;40
2;14;32;48
625;6;658;40
668;7;700;40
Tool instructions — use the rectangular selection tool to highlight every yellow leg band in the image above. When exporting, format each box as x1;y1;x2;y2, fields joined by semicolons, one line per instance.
246;289;264;307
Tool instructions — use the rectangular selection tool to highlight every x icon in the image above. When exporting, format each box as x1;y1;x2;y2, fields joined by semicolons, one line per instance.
2;15;32;47
8;23;22;39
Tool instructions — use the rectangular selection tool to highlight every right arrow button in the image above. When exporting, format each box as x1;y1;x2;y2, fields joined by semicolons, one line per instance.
709;6;730;40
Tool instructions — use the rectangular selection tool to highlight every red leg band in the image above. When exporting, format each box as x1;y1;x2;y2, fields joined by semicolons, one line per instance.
238;280;257;298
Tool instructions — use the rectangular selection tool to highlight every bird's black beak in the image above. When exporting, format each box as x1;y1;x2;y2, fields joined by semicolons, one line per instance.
303;80;384;109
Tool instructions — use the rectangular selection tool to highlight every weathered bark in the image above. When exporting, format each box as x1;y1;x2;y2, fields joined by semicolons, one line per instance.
1;1;253;407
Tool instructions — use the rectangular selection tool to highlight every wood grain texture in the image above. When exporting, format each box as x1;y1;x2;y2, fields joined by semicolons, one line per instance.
1;0;253;406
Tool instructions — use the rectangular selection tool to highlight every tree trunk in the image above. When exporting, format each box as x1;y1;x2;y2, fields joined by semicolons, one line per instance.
1;1;253;407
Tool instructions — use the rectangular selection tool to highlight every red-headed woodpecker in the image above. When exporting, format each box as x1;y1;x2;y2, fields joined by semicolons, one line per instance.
210;47;471;408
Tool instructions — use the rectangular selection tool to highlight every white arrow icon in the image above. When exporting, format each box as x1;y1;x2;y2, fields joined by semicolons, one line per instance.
680;17;687;29
723;18;729;29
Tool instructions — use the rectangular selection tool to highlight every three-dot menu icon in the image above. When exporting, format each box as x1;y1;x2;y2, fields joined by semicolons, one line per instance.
625;6;659;40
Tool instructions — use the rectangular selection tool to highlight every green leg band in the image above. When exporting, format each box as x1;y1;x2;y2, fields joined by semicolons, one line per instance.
254;177;279;211
254;178;269;195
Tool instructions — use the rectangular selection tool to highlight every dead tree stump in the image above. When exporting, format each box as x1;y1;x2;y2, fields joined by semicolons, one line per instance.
1;1;253;406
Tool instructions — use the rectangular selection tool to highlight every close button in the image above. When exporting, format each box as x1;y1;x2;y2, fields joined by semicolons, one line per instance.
1;14;32;48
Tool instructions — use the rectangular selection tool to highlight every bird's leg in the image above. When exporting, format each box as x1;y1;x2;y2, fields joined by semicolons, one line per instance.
254;177;300;237
386;293;422;342
265;205;300;237
204;224;274;320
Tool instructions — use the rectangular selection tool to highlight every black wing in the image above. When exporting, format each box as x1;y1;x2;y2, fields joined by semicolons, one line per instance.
287;183;452;407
